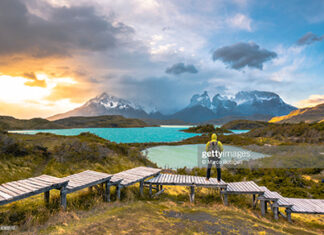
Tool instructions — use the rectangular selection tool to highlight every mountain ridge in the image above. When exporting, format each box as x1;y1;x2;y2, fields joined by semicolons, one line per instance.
269;103;324;123
0;115;148;130
48;90;297;123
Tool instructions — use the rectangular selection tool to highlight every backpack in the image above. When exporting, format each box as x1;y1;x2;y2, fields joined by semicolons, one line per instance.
208;140;221;159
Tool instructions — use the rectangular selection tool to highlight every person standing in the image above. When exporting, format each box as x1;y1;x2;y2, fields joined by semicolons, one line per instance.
205;133;223;182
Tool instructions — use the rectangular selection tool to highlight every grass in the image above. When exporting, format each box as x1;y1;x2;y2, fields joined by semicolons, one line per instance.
0;132;156;184
0;129;324;233
6;185;322;234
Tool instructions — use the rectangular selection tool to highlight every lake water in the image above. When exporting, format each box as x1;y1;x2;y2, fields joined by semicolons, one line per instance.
11;126;250;144
11;127;200;143
145;144;268;169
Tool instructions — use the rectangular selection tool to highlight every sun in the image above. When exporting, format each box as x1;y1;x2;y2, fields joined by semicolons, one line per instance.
0;75;49;103
0;73;81;118
0;73;78;103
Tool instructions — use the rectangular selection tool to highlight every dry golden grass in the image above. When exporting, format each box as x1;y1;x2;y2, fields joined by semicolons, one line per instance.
3;185;321;235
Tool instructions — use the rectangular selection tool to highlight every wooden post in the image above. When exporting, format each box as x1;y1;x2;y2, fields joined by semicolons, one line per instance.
116;184;121;201
260;200;266;216
139;180;144;197
88;186;93;192
265;201;268;213
160;185;163;190
190;186;195;203
252;194;256;208
149;183;152;197
44;191;50;205
60;186;67;210
273;202;279;220
153;189;165;198
104;182;110;202
224;193;228;206
285;208;292;223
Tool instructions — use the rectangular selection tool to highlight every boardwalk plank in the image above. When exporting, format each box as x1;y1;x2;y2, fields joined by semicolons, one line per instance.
0;186;22;197
0;175;68;206
24;178;50;187
0;190;12;200
62;171;112;193
145;174;227;187
6;181;38;192
0;185;27;196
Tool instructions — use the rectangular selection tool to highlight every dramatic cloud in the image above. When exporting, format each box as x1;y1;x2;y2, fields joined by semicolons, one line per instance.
0;0;324;118
297;32;324;46
212;42;277;70
0;0;133;58
165;63;198;75
297;94;324;108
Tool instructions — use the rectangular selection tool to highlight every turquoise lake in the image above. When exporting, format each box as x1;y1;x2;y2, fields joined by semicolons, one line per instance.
11;126;199;143
145;144;268;169
11;126;249;144
11;126;248;143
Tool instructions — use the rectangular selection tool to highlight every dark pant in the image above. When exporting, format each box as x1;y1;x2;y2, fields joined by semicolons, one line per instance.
206;157;221;181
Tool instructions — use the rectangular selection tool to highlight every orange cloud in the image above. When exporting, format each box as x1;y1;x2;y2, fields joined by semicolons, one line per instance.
23;72;47;88
0;74;90;118
45;83;98;103
0;101;51;119
297;94;324;108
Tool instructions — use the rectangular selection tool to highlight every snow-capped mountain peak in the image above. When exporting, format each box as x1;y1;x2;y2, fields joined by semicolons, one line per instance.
184;90;296;119
48;90;297;123
234;90;281;105
188;91;211;108
85;92;136;110
211;94;237;112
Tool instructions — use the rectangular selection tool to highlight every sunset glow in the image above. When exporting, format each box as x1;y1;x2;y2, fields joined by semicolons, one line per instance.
0;74;82;118
0;0;323;118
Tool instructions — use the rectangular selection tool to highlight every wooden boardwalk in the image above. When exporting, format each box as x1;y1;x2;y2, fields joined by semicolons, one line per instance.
287;198;324;214
225;183;324;222
220;181;265;207
61;170;112;208
1;167;324;223
0;175;68;207
257;186;292;220
63;170;112;193
108;167;161;200
223;181;264;194
146;173;227;187
145;173;227;202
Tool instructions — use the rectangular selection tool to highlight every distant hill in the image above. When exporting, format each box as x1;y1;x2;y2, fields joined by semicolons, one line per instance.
221;120;270;130
169;105;217;123
0;115;148;131
53;115;148;128
206;114;272;125
0;116;64;130
246;122;324;143
269;103;324;123
141;118;190;126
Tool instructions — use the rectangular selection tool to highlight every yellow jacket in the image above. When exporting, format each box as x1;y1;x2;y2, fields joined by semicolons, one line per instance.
206;133;224;152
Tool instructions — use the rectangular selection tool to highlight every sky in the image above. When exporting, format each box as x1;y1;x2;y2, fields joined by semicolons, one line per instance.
0;0;324;118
